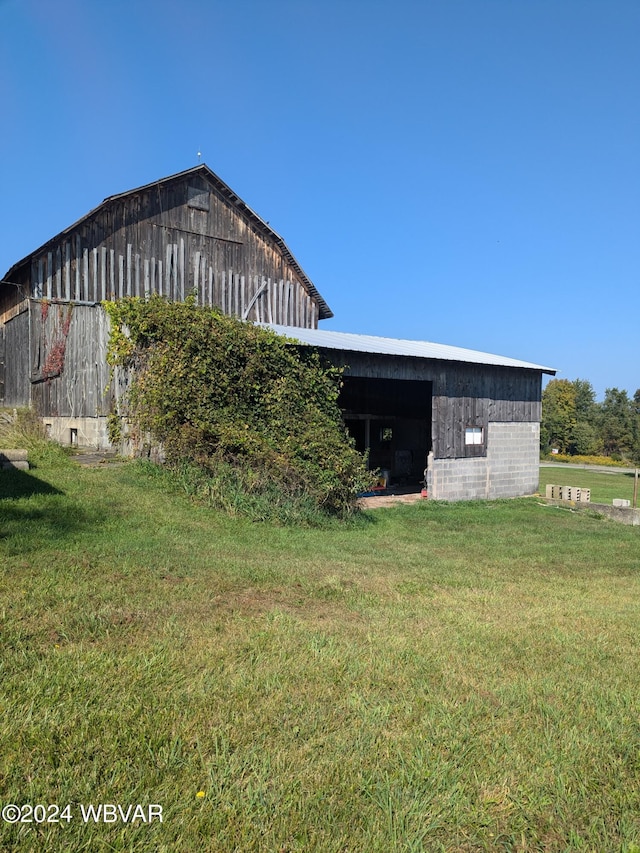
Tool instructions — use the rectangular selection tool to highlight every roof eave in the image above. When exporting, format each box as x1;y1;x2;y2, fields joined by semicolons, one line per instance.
262;324;556;374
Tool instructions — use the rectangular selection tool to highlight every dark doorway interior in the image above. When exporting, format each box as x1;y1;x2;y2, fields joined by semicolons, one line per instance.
339;377;432;487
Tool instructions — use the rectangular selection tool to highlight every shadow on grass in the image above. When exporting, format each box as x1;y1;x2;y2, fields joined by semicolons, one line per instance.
0;467;63;500
0;469;90;552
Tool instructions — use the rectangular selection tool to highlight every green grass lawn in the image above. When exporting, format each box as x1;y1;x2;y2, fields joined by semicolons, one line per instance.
1;453;639;852
538;465;638;505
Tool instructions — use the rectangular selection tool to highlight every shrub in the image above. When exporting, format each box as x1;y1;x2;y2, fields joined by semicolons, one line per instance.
541;452;629;468
104;297;373;521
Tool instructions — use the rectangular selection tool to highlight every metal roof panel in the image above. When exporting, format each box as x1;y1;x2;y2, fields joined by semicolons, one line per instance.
264;324;556;374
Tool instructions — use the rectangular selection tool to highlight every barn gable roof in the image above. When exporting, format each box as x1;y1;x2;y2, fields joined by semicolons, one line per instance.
265;324;556;374
2;164;333;320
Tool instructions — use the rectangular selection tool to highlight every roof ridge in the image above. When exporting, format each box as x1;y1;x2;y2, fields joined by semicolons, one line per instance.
1;165;333;319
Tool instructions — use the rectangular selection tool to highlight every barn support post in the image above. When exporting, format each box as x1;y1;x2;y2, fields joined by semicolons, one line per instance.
364;418;371;469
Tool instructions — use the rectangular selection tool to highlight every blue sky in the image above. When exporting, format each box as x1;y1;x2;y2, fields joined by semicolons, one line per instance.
2;0;638;400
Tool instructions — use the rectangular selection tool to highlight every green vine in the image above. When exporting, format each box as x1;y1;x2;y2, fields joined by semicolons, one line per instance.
107;411;123;445
104;296;372;517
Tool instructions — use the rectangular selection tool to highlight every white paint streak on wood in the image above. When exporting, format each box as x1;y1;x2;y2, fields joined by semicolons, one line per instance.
165;244;171;297
266;277;273;324
173;244;178;298
46;252;52;299
126;244;132;296
75;237;81;301
55;247;62;299
233;271;239;317
92;248;98;300
179;238;185;300
101;247;107;301
64;243;71;301
36;258;43;299
257;277;264;323
83;249;89;302
259;277;265;323
118;255;124;299
194;251;201;295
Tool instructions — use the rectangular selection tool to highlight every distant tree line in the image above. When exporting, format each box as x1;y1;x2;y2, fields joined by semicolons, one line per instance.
541;379;640;463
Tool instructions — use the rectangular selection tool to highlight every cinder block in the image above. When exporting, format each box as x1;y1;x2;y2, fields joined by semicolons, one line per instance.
613;499;631;508
0;449;28;462
1;460;29;471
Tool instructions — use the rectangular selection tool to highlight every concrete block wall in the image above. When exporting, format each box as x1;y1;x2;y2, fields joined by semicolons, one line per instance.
486;422;539;498
430;456;489;501
430;422;539;501
42;416;111;450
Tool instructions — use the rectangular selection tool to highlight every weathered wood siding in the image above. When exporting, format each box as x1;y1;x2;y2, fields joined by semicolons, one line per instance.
3;306;30;407
28;302;113;417
7;174;320;328
309;348;542;460
430;363;541;459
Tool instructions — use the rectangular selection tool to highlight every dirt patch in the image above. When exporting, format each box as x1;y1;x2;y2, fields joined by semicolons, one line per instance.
357;492;425;509
71;450;126;467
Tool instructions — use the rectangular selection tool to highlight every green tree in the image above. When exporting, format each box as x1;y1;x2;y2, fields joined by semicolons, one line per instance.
568;378;600;455
599;388;634;458
541;379;577;453
573;378;597;421
570;420;600;456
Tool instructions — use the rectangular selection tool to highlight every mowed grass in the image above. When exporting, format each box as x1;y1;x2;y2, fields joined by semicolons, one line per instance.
538;465;638;505
1;454;639;852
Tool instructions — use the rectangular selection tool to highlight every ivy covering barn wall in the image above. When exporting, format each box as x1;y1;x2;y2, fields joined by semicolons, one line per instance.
104;296;372;520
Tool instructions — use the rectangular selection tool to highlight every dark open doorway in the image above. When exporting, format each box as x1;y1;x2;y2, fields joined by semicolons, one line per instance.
339;377;432;488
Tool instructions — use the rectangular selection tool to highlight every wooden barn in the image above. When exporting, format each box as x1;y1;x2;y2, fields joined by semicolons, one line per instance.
0;165;555;500
0;165;332;447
